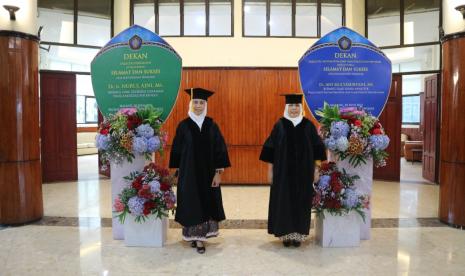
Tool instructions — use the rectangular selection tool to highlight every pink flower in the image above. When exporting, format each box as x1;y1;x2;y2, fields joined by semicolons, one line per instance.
118;108;137;115
113;198;124;212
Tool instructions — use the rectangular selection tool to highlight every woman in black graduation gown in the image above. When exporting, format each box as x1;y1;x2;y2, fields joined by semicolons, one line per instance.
169;87;230;254
259;93;326;247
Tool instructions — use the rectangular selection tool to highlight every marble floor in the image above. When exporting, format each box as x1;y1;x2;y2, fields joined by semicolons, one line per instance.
1;155;464;275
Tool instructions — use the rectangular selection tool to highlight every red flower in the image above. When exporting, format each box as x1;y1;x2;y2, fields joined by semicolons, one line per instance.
325;198;342;209
132;176;144;190
100;128;109;135
340;114;353;120
138;188;153;199
372;128;382;135
160;183;170;191
353;120;362;127
143;201;156;215
126;115;142;130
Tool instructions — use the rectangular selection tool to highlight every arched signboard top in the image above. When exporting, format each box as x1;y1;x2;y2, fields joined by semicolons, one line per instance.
298;27;392;119
91;25;182;121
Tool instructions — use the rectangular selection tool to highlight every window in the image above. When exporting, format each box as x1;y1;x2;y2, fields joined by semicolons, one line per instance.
38;0;114;48
243;0;344;37
132;0;233;36
39;45;99;72
76;75;98;124
402;94;420;124
366;0;441;47
383;44;440;73
77;0;112;46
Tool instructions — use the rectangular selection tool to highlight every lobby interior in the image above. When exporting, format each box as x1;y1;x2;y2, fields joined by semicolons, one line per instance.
1;0;465;275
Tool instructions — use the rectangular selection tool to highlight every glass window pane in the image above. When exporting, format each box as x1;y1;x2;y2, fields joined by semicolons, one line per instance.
40;45;99;72
244;0;267;36
270;0;292;36
402;95;420;123
383;45;440;73
296;0;317;37
404;0;440;44
77;0;112;46
76;75;94;96
184;0;206;35
86;97;98;123
134;0;156;32
321;0;343;36
367;0;401;47
37;0;74;44
209;0;232;35
402;74;430;95
77;96;86;124
159;0;181;36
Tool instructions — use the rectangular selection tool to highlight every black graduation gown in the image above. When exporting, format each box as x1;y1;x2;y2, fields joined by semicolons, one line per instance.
259;117;327;237
169;117;231;227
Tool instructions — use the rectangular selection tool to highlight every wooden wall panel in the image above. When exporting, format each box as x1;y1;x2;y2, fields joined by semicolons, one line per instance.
374;75;402;181
439;33;465;227
0;32;43;224
158;68;398;184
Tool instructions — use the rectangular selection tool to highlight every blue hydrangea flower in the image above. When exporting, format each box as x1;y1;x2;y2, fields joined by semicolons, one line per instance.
132;137;148;154
318;175;331;190
95;134;110;150
379;135;390;150
149;180;160;193
147;136;161;153
370;135;390;150
136;124;154;138
330;121;350;138
336;136;349;152
127;196;146;215
343;188;359;208
324;137;337;151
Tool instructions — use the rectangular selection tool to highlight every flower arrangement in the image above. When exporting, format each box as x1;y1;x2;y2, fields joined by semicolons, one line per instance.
316;102;390;167
114;162;177;223
313;162;369;220
95;107;168;164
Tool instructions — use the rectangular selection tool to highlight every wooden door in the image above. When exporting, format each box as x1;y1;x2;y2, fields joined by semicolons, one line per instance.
40;72;77;182
423;74;440;183
374;74;402;181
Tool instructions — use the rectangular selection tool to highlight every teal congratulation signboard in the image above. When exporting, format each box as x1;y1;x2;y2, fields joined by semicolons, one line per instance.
91;25;182;121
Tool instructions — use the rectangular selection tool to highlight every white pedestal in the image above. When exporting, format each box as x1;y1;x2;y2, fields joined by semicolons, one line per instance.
124;216;168;247
314;210;361;247
328;152;373;240
110;155;146;240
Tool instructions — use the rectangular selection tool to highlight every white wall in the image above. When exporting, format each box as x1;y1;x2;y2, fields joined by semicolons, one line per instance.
443;0;465;35
113;0;365;67
0;0;37;35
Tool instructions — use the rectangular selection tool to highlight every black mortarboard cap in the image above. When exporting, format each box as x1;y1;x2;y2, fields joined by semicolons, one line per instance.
280;93;303;104
184;88;214;101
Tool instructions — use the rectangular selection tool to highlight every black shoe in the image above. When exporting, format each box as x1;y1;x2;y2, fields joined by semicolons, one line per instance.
292;240;301;247
283;240;291;247
196;241;206;254
190;241;196;248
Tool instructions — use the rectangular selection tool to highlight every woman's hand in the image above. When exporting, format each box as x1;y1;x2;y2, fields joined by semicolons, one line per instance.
268;164;273;184
212;169;223;187
314;168;320;183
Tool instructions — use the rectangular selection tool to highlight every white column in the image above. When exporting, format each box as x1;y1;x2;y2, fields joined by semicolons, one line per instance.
345;0;365;35
114;0;131;34
443;0;465;35
0;0;38;35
